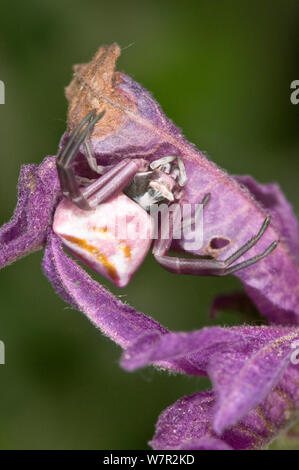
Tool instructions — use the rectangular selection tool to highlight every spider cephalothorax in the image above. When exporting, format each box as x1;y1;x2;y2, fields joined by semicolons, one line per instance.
53;111;278;287
124;155;186;212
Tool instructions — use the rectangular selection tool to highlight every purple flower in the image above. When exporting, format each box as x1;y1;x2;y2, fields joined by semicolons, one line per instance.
1;44;299;449
121;326;299;450
1;44;298;327
0;157;60;268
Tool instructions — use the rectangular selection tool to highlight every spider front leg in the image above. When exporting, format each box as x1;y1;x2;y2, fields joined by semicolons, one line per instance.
56;111;147;210
153;195;279;276
56;111;104;210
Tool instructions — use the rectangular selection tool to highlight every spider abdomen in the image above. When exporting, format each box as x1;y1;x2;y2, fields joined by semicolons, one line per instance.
53;193;154;287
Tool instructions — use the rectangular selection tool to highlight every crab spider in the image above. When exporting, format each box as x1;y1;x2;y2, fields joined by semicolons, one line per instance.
53;111;279;287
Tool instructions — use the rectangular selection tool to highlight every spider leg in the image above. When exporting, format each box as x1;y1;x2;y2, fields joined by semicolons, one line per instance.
57;111;103;168
150;156;188;187
56;111;149;210
56;110;105;210
153;194;279;276
82;158;148;208
153;194;211;257
177;157;187;187
150;156;176;169
84;136;107;175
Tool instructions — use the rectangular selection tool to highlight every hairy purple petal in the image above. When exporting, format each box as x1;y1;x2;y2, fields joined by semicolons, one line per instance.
210;327;299;433
121;326;299;433
121;328;245;373
150;364;299;450
43;231;196;374
43;231;207;375
42;230;167;348
233;175;299;323
235;175;299;264
0;157;60;268
176;437;232;450
64;45;299;325
149;392;215;450
43;231;205;373
178;155;299;328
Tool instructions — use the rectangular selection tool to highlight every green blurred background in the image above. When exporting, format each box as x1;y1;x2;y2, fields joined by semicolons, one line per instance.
0;0;298;450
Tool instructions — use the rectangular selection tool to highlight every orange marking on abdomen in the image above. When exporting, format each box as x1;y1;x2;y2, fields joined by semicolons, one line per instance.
92;225;108;233
119;244;131;258
63;234;118;281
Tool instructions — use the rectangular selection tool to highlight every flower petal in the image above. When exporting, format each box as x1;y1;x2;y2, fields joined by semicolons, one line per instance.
235;175;299;264
43;235;205;373
176;437;232;450
0;157;60;268
121;325;299;434
121;328;245;374
210;327;299;433
65;44;299;325
150;363;299;450
43;230;169;349
149;391;216;450
181;169;299;326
